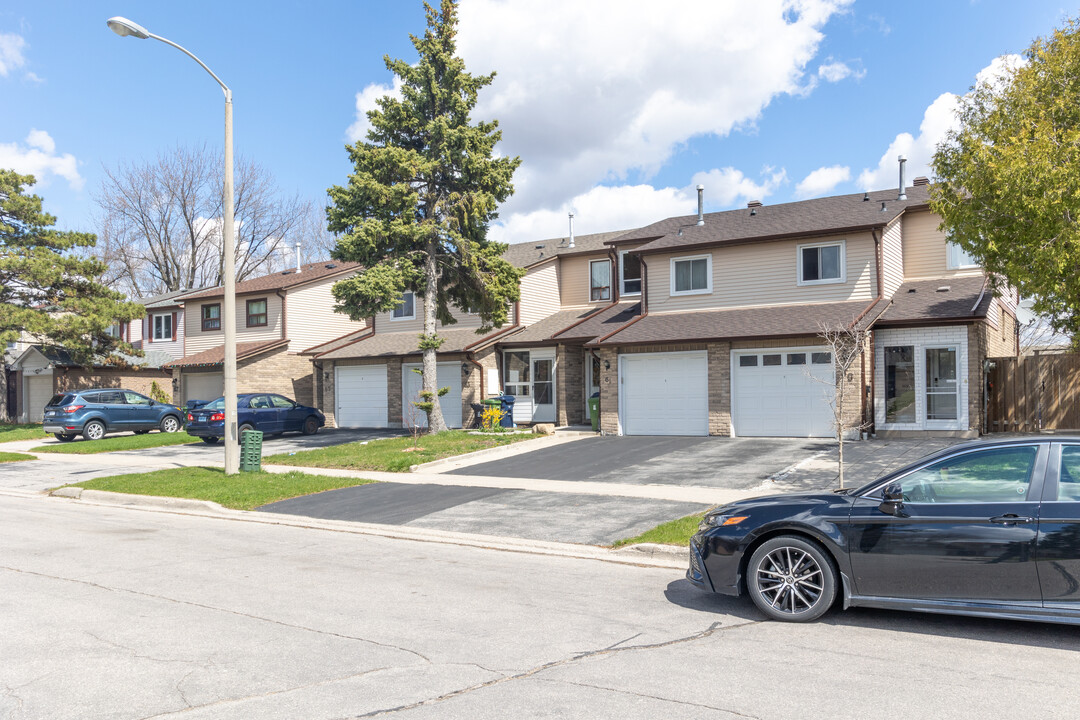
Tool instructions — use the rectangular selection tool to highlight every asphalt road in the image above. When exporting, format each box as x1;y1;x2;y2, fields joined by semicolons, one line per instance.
3;493;1079;719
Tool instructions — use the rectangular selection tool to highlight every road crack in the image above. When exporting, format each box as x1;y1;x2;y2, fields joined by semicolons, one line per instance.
536;676;762;717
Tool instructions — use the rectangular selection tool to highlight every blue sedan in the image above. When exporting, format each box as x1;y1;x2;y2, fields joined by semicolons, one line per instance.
185;393;325;444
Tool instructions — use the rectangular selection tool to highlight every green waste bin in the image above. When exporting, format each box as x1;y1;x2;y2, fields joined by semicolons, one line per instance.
588;395;600;432
240;429;263;472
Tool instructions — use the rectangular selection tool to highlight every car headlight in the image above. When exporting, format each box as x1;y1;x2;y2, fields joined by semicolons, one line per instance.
699;514;749;531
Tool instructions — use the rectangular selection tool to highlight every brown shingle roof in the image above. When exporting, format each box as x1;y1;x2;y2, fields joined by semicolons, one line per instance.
589;300;877;346
553;301;641;341
183;261;361;301
610;185;931;255
502;230;630;269
164;339;289;368
875;275;990;325
317;326;511;361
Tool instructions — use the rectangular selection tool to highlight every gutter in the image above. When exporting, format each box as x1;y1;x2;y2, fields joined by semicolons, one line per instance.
970;277;989;315
633;222;892;258
848;228;886;330
550;304;611;340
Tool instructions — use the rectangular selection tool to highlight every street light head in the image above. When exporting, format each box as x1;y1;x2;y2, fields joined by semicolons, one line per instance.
106;16;151;39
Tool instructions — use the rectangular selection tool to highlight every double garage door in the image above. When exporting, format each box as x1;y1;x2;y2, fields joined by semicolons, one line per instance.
619;348;834;437
335;362;462;429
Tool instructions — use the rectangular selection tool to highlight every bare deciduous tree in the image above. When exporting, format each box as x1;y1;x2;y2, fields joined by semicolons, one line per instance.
811;319;872;489
95;144;317;297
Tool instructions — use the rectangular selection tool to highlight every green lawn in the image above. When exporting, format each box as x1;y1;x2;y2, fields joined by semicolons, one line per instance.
0;451;33;463
265;430;539;473
0;423;49;443
31;431;201;454
69;466;379;511
611;511;708;549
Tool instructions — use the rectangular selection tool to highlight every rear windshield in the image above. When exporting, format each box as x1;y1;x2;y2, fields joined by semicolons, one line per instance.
199;397;226;410
47;394;75;407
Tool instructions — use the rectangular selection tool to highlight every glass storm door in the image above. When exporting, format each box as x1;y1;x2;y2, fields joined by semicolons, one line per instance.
532;357;555;423
925;347;958;422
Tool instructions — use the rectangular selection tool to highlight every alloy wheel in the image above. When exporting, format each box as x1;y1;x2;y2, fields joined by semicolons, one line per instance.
755;546;824;615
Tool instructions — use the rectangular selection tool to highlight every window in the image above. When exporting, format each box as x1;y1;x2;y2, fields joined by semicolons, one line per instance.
201;304;221;331
739;355;758;367
762;354;782;366
392;292;415;320
671;255;711;295
811;352;832;365
503;351;531;397
246;298;268;328
105;323;121;338
620;251;642;296
1056;446;1080;501
123;391;151;406
152;314;172;341
798;241;844;285
270;395;295;409
787;353;806;365
884;346;916;424
589;260;611;301
897;446;1038;503
947;242;978;269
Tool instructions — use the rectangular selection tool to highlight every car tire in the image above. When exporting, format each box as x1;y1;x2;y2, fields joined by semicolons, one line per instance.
201;436;219;445
239;423;255;437
54;433;77;442
746;535;837;622
301;417;319;436
159;415;181;433
82;420;106;442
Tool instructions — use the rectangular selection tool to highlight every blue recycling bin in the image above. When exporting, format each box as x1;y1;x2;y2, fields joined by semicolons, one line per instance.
498;395;516;427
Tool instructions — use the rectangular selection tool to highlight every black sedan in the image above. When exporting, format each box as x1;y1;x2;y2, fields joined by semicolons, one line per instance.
688;437;1080;625
185;393;325;444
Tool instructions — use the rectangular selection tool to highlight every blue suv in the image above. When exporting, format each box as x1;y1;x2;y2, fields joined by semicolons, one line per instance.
43;389;185;441
185;393;325;444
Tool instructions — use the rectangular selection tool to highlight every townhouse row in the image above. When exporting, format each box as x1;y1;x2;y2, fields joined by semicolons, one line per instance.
8;176;1019;438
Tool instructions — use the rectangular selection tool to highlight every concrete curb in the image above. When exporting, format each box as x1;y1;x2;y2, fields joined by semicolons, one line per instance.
408;432;591;473
36;488;686;570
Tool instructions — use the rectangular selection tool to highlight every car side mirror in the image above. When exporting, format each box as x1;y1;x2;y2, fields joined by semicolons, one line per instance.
878;482;905;516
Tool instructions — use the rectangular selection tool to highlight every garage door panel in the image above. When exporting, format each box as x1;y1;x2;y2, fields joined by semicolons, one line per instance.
27;376;52;423
734;350;835;438
621;353;708;436
336;365;388;428
184;373;223;406
403;363;462;429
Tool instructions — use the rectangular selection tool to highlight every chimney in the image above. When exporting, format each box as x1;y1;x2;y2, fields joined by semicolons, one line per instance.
913;176;930;187
897;155;907;200
746;200;762;208
295;242;302;273
568;212;575;249
696;185;705;226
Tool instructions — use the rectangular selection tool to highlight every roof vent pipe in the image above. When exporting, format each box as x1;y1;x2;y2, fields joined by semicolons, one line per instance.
295;242;302;273
897;155;907;200
568;212;575;249
696;185;705;226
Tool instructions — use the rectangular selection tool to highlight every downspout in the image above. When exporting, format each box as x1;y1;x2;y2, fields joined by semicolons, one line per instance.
276;289;287;340
851;228;885;436
609;246;620;303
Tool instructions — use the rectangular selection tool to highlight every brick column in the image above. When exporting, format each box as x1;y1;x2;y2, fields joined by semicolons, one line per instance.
557;344;584;426
707;341;731;435
598;347;619;434
387;358;403;427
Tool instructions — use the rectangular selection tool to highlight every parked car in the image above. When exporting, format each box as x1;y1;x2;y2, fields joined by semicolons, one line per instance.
42;389;184;441
688;437;1080;625
184;393;325;444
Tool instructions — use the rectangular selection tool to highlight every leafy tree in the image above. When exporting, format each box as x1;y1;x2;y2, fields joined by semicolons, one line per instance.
1;169;143;421
327;0;522;433
932;18;1080;342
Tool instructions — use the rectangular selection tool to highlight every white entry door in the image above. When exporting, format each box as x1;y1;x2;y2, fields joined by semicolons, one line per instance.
335;364;388;428
402;362;463;429
531;353;556;423
620;352;708;435
733;349;835;437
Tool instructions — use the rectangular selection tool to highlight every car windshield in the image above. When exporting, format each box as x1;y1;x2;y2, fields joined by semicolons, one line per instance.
47;394;75;406
199;397;226;410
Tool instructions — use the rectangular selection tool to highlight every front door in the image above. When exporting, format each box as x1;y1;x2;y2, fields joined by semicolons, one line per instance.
925;346;958;426
848;444;1045;603
531;355;555;423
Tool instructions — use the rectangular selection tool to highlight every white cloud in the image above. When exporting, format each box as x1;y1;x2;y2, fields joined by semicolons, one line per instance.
0;130;83;190
346;77;403;142
817;60;864;83
795;164;851;198
857;54;1025;192
0;32;27;77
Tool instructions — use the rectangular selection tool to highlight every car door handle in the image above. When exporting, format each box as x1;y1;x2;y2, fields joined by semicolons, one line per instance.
989;514;1034;525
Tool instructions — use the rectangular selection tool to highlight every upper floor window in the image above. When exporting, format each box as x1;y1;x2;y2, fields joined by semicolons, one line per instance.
392;291;415;320
589;259;611;301
670;254;711;295
946;242;979;270
620;251;642;296
152;314;172;341
798;241;844;285
246;298;268;328
201;304;221;331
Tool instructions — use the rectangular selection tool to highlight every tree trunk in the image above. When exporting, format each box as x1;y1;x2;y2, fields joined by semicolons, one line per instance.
422;240;449;433
0;367;9;423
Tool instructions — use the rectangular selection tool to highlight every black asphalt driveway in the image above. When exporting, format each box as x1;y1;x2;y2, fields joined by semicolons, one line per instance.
449;435;833;489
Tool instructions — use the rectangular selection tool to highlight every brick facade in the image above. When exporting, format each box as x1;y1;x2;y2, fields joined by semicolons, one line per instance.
55;367;173;400
172;348;313;409
556;345;585;426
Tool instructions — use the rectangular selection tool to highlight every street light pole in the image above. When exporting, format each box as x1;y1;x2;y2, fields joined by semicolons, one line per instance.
107;16;240;475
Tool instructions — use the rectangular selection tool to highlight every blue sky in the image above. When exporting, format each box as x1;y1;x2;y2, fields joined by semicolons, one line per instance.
0;1;1071;246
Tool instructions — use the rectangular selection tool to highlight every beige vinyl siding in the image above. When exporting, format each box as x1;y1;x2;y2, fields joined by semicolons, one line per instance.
286;276;369;352
373;296;483;335
559;252;612;308
184;295;283;355
902;210;982;279
520;261;561;324
986;295;1001;330
881;217;903;298
647;232;876;314
142;309;185;359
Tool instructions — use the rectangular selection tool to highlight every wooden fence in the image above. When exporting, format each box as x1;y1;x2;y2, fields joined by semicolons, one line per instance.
987;354;1080;432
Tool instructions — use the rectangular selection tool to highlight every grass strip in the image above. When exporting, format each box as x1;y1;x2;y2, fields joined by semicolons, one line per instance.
70;466;378;511
0;451;33;463
0;423;49;443
265;430;539;472
31;432;201;454
611;511;708;548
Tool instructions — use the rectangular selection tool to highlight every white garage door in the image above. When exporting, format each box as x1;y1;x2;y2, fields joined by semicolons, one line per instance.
336;364;388;428
403;362;463;429
26;375;53;423
184;372;223;406
733;349;835;437
620;352;708;436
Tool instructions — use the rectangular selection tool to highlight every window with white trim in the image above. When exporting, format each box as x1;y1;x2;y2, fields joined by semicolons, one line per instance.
589;259;611;301
670;255;711;295
620;251;641;296
391;292;415;320
946;242;979;269
152;314;172;340
798;241;844;285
